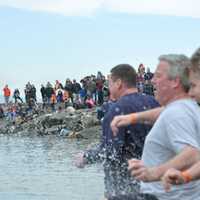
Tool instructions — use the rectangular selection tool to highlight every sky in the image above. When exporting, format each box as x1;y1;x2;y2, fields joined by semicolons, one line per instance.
0;0;200;100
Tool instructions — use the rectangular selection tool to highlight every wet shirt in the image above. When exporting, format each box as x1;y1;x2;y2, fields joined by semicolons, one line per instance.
84;92;159;199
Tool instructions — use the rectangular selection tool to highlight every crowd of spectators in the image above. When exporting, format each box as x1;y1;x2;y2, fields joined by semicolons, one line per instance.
0;66;154;122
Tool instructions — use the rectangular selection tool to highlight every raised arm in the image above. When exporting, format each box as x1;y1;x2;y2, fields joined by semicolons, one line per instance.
111;107;163;136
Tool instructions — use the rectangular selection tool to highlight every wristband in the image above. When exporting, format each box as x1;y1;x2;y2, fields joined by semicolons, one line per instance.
181;171;192;183
131;114;137;124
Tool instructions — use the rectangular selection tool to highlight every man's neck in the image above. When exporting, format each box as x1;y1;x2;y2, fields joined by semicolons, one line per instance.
120;88;138;98
165;92;190;106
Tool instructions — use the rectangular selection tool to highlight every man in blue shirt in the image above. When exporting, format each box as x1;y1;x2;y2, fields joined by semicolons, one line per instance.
75;64;159;200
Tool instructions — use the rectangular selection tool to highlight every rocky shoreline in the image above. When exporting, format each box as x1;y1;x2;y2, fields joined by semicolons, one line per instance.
0;106;101;139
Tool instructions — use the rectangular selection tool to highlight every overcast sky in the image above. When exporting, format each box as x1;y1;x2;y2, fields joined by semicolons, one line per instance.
0;0;200;99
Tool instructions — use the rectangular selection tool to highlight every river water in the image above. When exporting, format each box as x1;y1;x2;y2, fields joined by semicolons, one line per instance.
0;134;104;200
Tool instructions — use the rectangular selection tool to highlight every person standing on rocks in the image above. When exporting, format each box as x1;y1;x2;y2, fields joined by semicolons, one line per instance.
3;84;11;105
13;88;23;103
75;64;159;200
0;105;4;118
72;79;82;102
45;82;54;106
40;84;47;109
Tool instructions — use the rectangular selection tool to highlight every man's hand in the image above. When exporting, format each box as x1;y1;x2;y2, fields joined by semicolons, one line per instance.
161;168;185;192
74;152;87;168
111;114;137;136
128;159;159;182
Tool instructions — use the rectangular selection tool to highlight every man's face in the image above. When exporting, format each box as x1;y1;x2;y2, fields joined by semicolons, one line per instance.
189;71;200;103
108;75;120;100
152;61;173;106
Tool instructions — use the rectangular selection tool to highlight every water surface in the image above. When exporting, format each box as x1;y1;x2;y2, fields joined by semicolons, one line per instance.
0;134;104;200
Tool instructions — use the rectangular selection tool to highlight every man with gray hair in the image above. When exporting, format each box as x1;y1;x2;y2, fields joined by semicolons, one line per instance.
128;54;200;200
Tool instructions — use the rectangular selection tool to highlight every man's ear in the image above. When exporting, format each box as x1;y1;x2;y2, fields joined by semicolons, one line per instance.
172;77;181;89
116;78;122;89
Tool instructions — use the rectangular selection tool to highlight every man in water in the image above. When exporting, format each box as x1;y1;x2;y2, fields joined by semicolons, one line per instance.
75;64;159;200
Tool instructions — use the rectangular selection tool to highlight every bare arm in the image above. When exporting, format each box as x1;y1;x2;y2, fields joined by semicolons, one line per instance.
162;160;200;191
183;161;200;181
134;106;163;124
154;146;200;179
128;146;200;182
111;107;164;136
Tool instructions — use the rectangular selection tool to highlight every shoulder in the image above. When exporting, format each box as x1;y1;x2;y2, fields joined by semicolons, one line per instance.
119;93;159;107
158;99;200;130
163;99;199;117
113;93;158;114
118;93;151;102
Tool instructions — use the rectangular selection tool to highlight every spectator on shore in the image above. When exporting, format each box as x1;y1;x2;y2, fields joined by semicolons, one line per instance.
79;85;87;104
96;77;104;105
13;89;23;103
56;88;64;103
103;86;110;101
136;64;146;93
50;92;56;112
86;77;97;103
97;71;104;80
46;82;54;105
0;106;4;118
31;84;37;102
24;83;37;110
3;84;11;105
144;67;154;81
73;95;84;109
63;90;70;108
65;78;74;103
72;79;82;101
143;67;155;96
27;97;37;112
7;104;17;122
40;84;47;109
85;95;95;108
24;82;32;103
54;80;63;90
143;79;154;96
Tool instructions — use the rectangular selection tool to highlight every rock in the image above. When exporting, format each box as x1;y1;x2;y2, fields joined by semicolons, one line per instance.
67;132;84;139
77;125;101;139
59;128;70;136
66;106;75;114
0;105;101;140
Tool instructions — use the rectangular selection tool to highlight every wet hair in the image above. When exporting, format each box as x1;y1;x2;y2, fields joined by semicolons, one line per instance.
110;64;136;87
190;48;200;76
158;54;191;92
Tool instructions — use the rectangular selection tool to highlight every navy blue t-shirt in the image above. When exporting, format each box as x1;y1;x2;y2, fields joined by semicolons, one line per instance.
84;92;159;199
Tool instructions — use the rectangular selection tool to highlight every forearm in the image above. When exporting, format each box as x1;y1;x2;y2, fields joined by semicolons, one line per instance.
152;146;200;181
136;107;163;124
186;161;200;181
